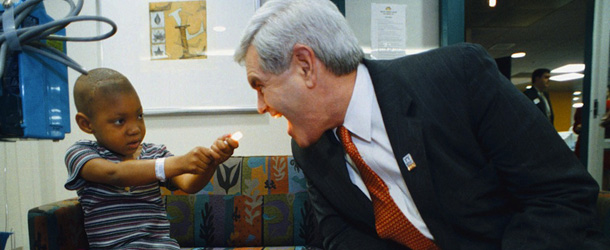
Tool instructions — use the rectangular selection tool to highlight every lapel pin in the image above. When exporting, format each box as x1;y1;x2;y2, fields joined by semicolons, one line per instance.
403;153;417;171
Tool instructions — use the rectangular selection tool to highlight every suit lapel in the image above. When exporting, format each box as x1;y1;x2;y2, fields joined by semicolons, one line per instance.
305;130;376;228
364;59;448;243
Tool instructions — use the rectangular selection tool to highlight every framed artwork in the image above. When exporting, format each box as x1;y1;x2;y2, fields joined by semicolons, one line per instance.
98;0;260;115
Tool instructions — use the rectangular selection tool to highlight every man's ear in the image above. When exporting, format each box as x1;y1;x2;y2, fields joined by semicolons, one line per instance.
293;44;316;88
75;112;94;134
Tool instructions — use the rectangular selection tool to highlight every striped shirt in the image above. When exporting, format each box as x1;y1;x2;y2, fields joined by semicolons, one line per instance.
65;140;179;250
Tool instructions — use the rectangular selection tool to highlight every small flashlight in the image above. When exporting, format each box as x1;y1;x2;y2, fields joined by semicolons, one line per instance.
224;131;243;145
230;131;243;141
225;131;242;145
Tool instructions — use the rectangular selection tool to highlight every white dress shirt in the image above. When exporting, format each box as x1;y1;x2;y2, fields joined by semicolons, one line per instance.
334;64;433;239
535;87;552;120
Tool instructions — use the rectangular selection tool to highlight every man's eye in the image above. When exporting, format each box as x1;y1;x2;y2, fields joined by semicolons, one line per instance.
138;114;144;120
114;119;124;125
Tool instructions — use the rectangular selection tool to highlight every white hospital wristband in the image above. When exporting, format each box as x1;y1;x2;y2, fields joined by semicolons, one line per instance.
155;158;166;182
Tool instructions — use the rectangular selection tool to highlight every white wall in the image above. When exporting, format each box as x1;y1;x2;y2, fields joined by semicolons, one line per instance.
0;1;439;249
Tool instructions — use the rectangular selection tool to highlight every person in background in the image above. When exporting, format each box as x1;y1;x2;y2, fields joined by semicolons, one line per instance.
64;68;239;249
234;0;605;249
524;68;554;123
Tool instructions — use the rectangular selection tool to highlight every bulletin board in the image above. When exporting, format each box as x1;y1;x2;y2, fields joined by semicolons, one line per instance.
98;0;259;115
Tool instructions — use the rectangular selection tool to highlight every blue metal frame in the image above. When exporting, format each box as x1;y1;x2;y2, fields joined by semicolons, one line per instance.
579;0;597;167
331;0;345;16
440;0;464;46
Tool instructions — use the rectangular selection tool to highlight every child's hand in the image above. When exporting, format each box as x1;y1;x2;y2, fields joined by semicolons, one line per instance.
172;146;216;175
210;134;239;166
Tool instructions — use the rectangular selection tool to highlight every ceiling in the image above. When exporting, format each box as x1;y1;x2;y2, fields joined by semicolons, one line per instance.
465;0;587;92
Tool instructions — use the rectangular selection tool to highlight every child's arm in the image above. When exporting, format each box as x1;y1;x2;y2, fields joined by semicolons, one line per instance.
78;146;216;187
171;134;239;193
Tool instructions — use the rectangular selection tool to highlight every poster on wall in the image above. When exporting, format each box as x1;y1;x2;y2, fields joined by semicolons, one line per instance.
149;1;208;60
370;3;407;59
99;0;260;115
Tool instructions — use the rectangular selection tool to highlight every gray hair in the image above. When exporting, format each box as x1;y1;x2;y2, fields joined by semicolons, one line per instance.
234;0;363;76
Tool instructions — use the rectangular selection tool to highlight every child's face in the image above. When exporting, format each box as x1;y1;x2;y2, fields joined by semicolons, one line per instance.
89;91;146;158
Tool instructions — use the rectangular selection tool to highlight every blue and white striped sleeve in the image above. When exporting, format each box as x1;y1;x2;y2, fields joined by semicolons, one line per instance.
64;140;101;190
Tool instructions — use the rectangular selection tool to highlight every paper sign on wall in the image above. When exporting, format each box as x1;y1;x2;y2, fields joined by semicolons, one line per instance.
371;3;407;59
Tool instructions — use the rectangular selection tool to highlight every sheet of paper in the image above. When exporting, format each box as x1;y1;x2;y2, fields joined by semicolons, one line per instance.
371;3;407;59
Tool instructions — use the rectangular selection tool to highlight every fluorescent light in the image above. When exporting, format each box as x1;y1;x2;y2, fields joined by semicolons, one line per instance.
573;97;580;101
551;64;585;73
573;91;582;96
511;52;526;58
572;103;584;108
489;0;497;7
550;73;584;81
525;85;532;89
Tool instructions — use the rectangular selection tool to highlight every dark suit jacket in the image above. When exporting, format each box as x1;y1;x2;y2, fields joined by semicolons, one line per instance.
292;43;601;250
523;87;554;123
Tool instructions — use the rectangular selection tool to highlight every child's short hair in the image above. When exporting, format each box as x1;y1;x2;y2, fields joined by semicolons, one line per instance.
73;68;136;117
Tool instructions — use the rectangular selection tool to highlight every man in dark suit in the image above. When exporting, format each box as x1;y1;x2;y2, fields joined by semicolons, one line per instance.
234;0;604;249
523;68;554;123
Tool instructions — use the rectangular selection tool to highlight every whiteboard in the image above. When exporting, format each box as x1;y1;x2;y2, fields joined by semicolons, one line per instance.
98;0;259;115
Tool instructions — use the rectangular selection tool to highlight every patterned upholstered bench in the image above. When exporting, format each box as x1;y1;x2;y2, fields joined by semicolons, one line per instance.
28;156;323;250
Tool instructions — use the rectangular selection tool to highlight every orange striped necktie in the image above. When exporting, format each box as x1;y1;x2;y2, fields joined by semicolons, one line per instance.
337;126;439;250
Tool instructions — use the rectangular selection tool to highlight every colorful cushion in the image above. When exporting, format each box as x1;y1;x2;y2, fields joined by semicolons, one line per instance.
164;156;321;248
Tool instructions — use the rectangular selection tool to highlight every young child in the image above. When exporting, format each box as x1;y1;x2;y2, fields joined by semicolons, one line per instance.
64;68;239;249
